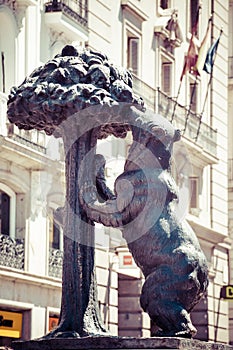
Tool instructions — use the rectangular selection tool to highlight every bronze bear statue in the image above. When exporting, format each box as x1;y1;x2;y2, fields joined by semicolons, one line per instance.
80;108;209;338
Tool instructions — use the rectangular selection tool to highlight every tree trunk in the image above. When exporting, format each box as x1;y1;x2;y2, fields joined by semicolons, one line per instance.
48;129;106;337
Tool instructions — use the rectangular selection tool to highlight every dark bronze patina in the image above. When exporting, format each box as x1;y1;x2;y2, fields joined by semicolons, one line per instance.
7;45;208;339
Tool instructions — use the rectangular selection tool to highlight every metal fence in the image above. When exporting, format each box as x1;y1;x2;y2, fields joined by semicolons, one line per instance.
48;247;63;279
7;125;47;154
45;0;88;27
0;234;24;270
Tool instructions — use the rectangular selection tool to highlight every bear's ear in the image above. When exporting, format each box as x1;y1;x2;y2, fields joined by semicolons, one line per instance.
151;126;166;141
174;129;181;142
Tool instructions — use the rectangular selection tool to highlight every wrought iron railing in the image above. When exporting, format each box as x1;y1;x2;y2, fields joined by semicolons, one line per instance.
48;247;63;279
7;125;47;154
157;90;217;157
0;92;47;153
0;234;24;270
45;0;88;27
132;74;217;157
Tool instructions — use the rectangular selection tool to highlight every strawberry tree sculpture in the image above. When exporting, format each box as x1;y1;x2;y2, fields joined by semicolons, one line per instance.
7;45;143;338
7;45;208;339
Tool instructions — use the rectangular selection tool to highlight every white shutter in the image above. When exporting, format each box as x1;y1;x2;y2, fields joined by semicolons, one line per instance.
189;177;199;209
162;62;171;96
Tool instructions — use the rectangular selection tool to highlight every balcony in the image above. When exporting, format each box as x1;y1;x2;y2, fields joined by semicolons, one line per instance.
44;0;88;42
7;125;47;154
0;92;46;154
132;75;218;160
0;234;24;270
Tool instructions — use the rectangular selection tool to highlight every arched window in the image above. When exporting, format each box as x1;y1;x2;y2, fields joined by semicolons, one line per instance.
0;184;16;237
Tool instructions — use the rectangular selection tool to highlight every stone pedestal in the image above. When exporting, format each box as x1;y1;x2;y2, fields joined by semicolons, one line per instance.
12;337;233;350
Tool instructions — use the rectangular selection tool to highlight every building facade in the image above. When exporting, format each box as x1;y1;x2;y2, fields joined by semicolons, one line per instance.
0;0;232;346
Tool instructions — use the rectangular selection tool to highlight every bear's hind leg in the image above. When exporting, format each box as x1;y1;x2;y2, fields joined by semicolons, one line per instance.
147;300;197;338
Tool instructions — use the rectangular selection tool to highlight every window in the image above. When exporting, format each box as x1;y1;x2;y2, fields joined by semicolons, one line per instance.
189;82;198;113
127;36;139;76
160;51;173;96
0;190;10;235
161;62;172;96
160;0;170;10
0;184;16;238
122;5;143;77
0;10;16;93
189;176;199;210
31;130;46;147
49;209;63;250
1;52;5;93
49;315;59;331
158;0;171;15
190;0;199;36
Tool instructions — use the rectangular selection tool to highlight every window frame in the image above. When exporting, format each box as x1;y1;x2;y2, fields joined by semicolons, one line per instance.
123;20;142;77
47;206;63;251
160;49;174;97
127;36;140;76
161;61;172;96
158;0;172;16
0;183;16;238
187;0;200;38
0;7;16;94
188;76;200;114
189;176;199;211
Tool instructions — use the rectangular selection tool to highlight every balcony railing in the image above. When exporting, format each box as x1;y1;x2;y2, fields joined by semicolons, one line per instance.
0;234;24;270
132;75;217;158
158;91;217;157
45;0;88;27
48;247;63;279
7;125;47;154
0;92;47;154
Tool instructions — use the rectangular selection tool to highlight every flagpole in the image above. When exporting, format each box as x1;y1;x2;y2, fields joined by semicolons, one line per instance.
195;75;212;141
171;5;201;124
170;78;182;122
195;28;223;141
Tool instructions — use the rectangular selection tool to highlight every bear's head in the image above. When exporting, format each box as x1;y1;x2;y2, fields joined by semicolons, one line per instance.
129;108;180;170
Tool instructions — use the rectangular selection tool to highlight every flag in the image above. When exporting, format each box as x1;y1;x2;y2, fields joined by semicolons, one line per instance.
180;5;200;81
180;38;198;81
203;30;222;74
193;17;212;75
